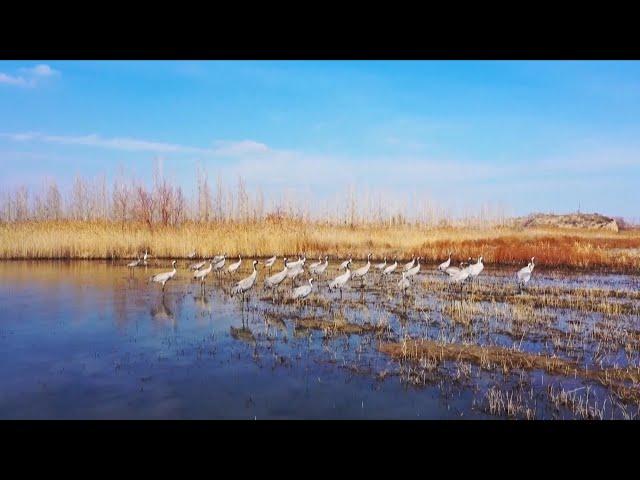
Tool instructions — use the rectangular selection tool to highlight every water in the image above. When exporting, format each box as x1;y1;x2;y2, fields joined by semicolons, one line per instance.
0;260;478;419
1;260;638;419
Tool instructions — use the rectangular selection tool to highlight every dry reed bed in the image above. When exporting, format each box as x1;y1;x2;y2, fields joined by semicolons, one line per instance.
379;339;640;403
2;220;640;270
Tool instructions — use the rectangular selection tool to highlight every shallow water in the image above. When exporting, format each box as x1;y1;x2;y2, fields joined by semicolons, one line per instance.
0;260;638;419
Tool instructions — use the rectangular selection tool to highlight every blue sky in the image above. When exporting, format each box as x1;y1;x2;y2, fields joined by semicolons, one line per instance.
1;60;639;218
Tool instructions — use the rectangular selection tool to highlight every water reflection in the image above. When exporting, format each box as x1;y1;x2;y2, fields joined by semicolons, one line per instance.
150;294;174;323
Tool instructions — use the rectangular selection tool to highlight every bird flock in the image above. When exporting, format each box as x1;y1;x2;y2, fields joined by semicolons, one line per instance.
137;249;537;303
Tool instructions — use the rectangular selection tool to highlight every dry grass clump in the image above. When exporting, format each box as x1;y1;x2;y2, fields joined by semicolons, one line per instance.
2;219;640;270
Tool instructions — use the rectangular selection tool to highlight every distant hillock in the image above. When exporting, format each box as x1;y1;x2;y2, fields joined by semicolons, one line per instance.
518;213;619;232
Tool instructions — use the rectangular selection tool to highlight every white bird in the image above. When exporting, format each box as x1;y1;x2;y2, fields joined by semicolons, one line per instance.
308;256;323;270
187;250;197;259
352;253;372;284
438;252;452;272
329;260;351;298
445;258;472;277
338;256;352;271
286;263;305;285
292;278;313;301
263;255;277;273
405;257;421;280
398;271;410;293
310;255;329;276
127;255;141;268
231;260;258;301
150;260;177;291
228;255;242;275
265;261;289;290
143;250;152;265
403;256;416;272
450;265;471;284
517;257;535;290
189;259;207;271
375;256;387;271
212;253;226;263
468;256;484;280
382;258;398;276
193;260;213;285
286;255;306;269
212;255;226;275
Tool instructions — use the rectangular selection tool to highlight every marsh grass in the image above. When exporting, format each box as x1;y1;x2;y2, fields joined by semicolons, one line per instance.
2;219;640;271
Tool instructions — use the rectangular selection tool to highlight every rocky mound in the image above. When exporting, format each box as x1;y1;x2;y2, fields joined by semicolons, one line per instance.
519;213;619;232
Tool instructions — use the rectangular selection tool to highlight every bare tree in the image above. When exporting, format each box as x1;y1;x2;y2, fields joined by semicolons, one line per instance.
133;184;154;229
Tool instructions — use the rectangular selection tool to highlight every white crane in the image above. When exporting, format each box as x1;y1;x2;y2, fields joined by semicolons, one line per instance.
189;259;207;271
382;258;398;277
404;257;421;281
450;264;471;284
292;278;313;301
438;252;452;272
212;253;226;263
143;250;152;266
193;260;213;287
231;260;258;303
308;256;323;271
212;255;226;276
286;255;305;269
403;256;416;272
310;255;329;276
468;256;484;281
352;253;372;286
149;260;177;291
338;256;352;271
375;256;387;271
286;263;305;286
329;260;351;299
445;258;472;277
516;257;535;291
264;261;289;298
127;255;141;268
263;255;277;274
228;255;242;275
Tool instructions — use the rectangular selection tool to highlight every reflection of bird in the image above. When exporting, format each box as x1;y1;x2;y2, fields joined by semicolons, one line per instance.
230;326;256;345
292;278;313;300
438;252;452;272
231;260;258;302
151;296;174;321
403;256;416;272
150;261;177;291
194;293;212;313
517;257;535;290
329;260;351;298
398;271;410;293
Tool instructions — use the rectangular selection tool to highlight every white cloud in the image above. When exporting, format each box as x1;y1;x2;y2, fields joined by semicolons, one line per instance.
0;64;60;88
0;131;269;157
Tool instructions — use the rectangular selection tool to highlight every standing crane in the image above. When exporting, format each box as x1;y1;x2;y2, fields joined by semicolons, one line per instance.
227;255;242;276
338;256;352;271
292;278;313;302
438;252;452;272
404;257;421;282
149;260;177;292
263;255;277;274
231;260;259;304
193;260;213;290
516;257;535;292
403;256;416;272
375;256;387;272
329;259;352;299
352;253;372;287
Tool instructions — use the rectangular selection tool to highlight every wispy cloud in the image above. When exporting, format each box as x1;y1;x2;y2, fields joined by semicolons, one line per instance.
0;131;269;157
0;64;60;88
